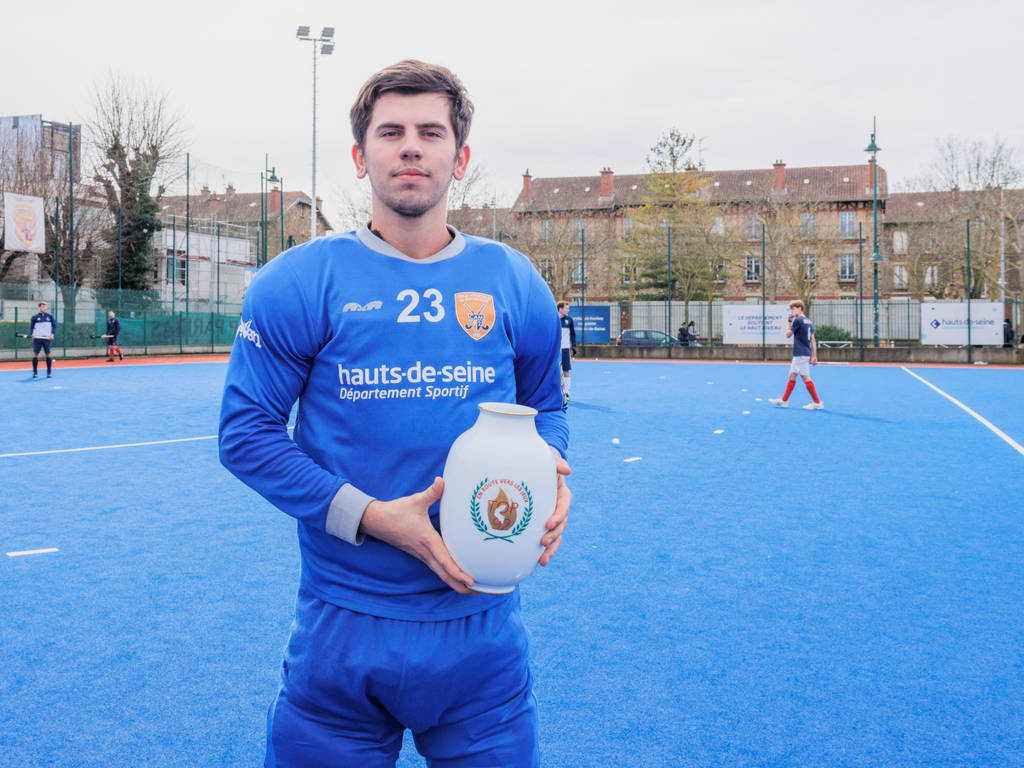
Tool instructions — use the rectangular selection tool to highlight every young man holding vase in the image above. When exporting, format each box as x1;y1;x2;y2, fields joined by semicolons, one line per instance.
219;60;572;767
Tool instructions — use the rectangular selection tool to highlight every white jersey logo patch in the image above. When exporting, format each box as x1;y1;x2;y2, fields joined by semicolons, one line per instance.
343;300;383;312
236;318;262;348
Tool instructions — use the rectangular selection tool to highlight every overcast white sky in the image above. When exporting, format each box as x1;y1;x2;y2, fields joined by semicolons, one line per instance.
4;0;1022;226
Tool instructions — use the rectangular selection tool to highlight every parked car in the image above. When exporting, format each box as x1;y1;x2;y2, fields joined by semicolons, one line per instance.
616;329;683;347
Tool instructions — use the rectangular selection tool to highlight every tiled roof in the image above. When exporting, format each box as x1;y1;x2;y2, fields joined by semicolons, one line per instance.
448;204;513;235
886;188;1024;224
513;164;890;215
158;189;333;230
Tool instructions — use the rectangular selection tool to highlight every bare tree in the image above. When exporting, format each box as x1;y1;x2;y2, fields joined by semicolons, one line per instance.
89;75;185;291
909;138;1024;301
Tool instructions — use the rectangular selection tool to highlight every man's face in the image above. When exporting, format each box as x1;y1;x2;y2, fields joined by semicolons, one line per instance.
558;305;569;318
108;311;115;319
38;304;46;313
352;92;470;219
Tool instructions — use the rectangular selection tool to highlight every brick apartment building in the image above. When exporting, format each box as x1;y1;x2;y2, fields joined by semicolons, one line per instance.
160;185;333;262
510;161;892;303
883;187;1023;301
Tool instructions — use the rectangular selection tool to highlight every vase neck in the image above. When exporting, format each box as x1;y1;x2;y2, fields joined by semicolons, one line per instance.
475;407;537;437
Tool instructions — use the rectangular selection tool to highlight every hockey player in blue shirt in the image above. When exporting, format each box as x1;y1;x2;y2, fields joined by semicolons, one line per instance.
29;301;56;378
219;61;571;768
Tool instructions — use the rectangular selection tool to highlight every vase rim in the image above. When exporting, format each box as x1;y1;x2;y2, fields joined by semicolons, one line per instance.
477;402;538;417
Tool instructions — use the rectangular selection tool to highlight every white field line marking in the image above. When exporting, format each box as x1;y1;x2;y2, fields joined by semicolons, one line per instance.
623;457;642;463
0;435;217;458
901;367;1024;458
7;548;59;557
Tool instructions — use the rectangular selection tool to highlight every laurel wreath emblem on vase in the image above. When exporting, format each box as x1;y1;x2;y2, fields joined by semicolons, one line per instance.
469;478;533;542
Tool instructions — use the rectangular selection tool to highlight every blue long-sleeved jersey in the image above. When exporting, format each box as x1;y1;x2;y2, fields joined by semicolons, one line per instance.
219;226;568;620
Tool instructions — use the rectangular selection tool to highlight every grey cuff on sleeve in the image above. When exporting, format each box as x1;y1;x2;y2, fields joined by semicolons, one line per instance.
324;483;374;545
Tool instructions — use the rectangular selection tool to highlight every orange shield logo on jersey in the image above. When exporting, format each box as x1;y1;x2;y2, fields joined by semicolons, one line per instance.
455;292;495;341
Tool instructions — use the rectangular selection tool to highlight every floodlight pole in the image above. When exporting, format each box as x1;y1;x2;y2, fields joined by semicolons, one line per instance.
296;25;334;243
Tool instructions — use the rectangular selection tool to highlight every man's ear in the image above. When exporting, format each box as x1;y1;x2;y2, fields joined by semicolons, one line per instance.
352;145;367;179
452;144;471;181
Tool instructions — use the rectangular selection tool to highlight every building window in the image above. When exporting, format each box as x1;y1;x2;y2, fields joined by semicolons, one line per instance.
166;250;186;285
712;216;725;236
801;254;816;282
621;261;637;284
893;264;908;289
924;230;937;253
745;214;760;239
573;218;585;243
744;255;760;282
924;264;938;289
539;258;553;282
712;260;726;283
893;230;908;254
572;260;584;284
839;253;856;282
839;211;856;238
622;217;637;238
800;213;816;238
540;219;552;243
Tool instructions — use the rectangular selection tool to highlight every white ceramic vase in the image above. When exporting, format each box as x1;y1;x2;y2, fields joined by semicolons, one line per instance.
440;402;558;594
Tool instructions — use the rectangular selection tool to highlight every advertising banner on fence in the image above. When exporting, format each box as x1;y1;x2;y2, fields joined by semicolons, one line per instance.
568;305;611;344
3;192;46;254
722;304;790;345
920;302;1003;345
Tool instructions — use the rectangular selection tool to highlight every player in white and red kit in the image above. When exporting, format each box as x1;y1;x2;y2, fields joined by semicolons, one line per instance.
770;299;824;410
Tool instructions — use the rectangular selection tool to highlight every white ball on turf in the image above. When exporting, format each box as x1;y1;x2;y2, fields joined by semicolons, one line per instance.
611;438;620;445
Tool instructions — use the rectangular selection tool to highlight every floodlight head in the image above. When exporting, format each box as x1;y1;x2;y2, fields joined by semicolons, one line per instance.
865;134;880;154
296;25;310;38
267;168;280;183
321;26;335;39
321;43;334;55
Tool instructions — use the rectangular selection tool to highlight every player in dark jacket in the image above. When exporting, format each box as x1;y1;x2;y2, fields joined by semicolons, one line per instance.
102;310;123;362
29;301;57;378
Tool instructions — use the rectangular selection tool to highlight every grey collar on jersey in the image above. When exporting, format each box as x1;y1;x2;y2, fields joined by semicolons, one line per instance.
357;223;466;263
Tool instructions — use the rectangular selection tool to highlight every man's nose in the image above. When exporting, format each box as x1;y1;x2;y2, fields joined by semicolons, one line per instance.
400;141;423;161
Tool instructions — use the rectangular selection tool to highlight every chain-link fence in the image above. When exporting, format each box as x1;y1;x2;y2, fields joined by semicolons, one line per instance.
1;282;243;359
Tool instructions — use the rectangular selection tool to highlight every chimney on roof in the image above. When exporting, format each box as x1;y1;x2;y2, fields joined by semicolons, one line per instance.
522;170;532;203
200;184;211;197
600;168;614;200
773;160;786;194
225;184;236;198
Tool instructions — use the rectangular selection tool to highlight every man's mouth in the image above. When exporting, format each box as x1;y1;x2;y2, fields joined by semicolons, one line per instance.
393;168;429;179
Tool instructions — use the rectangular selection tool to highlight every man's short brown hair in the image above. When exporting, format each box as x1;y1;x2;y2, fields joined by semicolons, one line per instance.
788;300;804;310
350;60;474;151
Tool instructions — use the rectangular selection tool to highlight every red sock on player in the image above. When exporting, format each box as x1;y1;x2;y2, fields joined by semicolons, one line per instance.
805;380;820;403
782;380;796;402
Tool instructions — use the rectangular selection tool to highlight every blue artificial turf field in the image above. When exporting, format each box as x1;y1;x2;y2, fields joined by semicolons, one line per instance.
1;359;1022;767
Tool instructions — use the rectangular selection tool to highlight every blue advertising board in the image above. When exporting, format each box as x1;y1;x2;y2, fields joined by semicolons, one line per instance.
568;305;611;344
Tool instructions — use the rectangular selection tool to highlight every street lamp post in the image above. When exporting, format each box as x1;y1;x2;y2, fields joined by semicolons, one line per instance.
865;119;883;347
260;159;280;266
296;25;334;244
